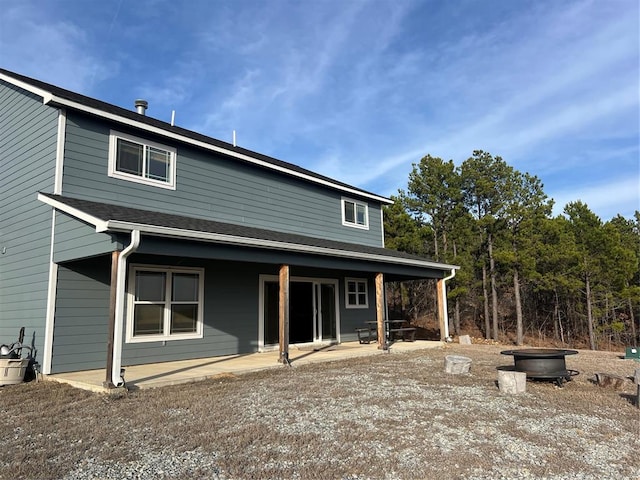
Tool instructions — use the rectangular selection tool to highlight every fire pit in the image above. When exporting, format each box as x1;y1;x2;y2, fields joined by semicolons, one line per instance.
500;348;579;386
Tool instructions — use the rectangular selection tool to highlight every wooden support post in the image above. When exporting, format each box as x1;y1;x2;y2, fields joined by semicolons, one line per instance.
375;273;386;350
278;264;290;364
436;278;447;341
104;250;120;388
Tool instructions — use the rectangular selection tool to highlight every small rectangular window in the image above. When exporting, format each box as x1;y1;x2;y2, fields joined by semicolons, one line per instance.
345;278;368;308
341;198;369;229
127;266;204;343
109;131;176;189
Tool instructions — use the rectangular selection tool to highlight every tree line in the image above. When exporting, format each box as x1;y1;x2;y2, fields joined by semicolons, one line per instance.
384;151;639;350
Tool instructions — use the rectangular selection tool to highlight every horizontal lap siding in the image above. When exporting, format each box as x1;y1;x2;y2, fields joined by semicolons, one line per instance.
51;255;265;372
53;212;119;263
121;258;262;366
0;81;57;359
61;113;383;247
338;276;377;343
50;252;385;372
50;257;111;373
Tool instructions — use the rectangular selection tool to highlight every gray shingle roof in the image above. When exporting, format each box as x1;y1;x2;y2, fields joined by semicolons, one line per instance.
1;68;386;202
40;193;450;268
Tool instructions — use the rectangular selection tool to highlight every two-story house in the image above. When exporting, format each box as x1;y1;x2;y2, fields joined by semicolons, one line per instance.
0;68;458;388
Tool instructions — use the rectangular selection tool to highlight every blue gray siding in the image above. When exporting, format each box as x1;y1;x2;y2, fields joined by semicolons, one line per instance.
51;254;267;372
53;212;119;263
121;258;378;367
50;252;380;372
51;257;111;373
120;256;265;367
0;81;57;360
337;276;377;343
61;112;384;248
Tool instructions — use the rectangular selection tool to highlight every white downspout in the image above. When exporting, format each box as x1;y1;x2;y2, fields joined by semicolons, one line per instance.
111;230;140;387
441;268;456;340
42;109;67;375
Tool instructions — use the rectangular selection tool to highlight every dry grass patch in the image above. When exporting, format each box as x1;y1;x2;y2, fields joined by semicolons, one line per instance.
0;344;638;479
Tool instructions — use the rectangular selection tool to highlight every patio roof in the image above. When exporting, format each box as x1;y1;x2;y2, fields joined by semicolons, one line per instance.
39;192;459;273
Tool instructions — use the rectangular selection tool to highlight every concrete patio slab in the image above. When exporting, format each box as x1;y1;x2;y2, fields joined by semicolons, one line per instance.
45;340;443;392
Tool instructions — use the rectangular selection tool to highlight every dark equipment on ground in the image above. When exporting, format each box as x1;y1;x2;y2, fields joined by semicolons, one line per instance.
500;348;579;387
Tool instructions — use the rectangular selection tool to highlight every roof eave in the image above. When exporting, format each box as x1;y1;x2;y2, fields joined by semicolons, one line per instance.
38;193;460;271
0;70;392;205
38;192;457;271
37;192;109;231
104;220;457;270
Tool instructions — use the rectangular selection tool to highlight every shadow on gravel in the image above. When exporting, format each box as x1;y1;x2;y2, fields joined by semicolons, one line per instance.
619;392;639;407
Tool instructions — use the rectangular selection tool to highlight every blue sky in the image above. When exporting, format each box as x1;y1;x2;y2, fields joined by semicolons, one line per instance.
1;0;638;221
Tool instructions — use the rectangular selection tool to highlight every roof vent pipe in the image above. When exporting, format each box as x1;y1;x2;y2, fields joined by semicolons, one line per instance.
134;99;148;115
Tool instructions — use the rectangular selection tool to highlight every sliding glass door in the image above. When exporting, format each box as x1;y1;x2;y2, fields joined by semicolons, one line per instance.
261;277;339;347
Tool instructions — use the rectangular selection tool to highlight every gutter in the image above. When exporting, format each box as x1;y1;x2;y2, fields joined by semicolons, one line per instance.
441;268;457;340
111;230;140;387
37;194;457;272
103;220;460;271
41;110;67;375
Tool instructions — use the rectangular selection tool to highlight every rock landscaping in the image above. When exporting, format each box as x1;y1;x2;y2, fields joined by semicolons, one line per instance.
0;344;638;479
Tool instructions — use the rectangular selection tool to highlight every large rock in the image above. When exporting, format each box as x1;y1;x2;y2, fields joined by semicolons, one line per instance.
444;355;472;374
498;370;527;394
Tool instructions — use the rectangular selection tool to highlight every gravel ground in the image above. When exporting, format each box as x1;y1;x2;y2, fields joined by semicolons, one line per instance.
1;344;639;479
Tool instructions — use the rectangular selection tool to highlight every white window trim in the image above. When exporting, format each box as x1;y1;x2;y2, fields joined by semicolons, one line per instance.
126;264;204;343
108;130;177;190
345;277;369;309
341;197;369;230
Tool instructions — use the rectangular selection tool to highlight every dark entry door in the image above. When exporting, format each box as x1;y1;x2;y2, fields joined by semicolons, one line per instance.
262;279;338;346
290;282;314;343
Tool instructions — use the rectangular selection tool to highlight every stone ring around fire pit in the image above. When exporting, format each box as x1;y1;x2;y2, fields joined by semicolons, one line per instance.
500;348;579;387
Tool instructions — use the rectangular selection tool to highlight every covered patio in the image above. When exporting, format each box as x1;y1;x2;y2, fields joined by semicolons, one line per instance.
45;340;443;392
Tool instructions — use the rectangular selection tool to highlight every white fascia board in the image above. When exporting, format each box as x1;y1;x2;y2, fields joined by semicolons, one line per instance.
0;72;52;99
1;73;390;203
37;193;109;231
40;95;391;205
105;220;458;271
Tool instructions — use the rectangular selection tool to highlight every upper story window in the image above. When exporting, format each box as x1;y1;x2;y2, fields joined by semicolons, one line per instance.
341;197;369;229
108;131;176;189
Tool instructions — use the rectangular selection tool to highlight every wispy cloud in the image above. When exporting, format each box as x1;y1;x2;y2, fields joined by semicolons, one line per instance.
0;1;118;94
551;176;640;219
337;1;639;212
1;0;636;220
